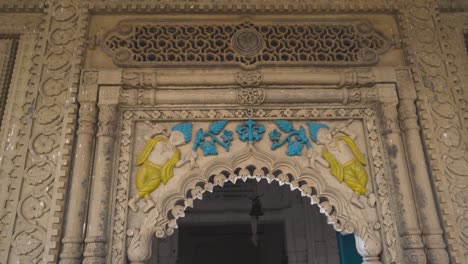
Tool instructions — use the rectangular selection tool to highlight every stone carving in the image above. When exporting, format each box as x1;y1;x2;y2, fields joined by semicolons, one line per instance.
0;2;88;264
128;123;193;212
100;20;390;67
0;2;465;264
307;121;368;207
110;108;402;264
0;37;19;127
86;0;396;14
0;25;39;264
192;120;233;156
122;71;157;89
236;87;265;105
236;119;265;144
235;71;263;87
231;28;265;57
399;1;468;262
269;120;311;156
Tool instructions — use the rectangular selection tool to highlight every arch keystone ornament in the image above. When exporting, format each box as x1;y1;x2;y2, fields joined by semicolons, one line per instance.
107;112;402;264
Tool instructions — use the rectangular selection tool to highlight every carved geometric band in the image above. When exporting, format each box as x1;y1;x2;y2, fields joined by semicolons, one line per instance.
100;20;391;68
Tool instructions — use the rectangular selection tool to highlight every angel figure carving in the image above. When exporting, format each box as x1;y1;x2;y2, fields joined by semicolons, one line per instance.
307;121;368;207
129;122;194;212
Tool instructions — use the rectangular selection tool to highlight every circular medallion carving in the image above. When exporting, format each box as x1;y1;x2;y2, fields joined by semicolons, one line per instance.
231;29;264;57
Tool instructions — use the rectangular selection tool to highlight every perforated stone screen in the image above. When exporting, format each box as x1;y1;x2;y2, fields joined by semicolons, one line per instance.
100;20;390;68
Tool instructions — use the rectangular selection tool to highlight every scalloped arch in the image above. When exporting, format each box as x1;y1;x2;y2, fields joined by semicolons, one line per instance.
155;145;360;237
128;144;384;264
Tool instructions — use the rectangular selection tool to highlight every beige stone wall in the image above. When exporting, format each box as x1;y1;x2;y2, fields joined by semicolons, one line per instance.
0;1;466;264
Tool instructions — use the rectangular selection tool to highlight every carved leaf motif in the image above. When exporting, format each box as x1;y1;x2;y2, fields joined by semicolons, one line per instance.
275;120;293;133
209;120;228;135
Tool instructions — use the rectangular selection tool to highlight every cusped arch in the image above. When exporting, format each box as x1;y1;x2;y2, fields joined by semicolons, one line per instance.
127;145;383;264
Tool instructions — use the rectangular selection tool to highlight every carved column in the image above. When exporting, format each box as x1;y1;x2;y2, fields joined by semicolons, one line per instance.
83;87;119;264
396;69;449;263
59;71;99;263
398;2;467;262
376;85;426;263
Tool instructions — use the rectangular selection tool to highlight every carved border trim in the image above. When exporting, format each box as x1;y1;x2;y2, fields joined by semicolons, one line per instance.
0;0;43;13
110;106;402;264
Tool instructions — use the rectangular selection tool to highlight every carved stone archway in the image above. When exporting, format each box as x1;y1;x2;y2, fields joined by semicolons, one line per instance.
126;144;384;264
68;68;416;264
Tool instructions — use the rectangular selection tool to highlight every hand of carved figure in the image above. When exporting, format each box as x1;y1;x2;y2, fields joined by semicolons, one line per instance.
332;119;356;139
307;122;368;195
189;150;199;169
143;122;169;141
307;145;330;169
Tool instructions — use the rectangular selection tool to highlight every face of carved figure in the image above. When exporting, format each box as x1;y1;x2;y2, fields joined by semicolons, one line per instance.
169;130;186;146
317;128;332;145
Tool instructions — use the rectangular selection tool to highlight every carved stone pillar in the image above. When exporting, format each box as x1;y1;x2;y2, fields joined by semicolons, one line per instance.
376;85;426;263
59;71;99;263
83;87;119;264
395;69;449;263
355;232;383;264
398;2;467;262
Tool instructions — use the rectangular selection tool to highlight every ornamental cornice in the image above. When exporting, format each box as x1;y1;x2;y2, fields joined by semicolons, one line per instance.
88;0;397;13
0;0;398;14
0;0;43;12
2;0;466;15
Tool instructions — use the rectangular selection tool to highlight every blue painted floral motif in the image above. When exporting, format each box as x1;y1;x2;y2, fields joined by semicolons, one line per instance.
192;120;233;156
236;119;265;144
269;120;311;156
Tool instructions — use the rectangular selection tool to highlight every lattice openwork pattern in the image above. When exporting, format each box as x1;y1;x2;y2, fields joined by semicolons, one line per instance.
101;21;390;67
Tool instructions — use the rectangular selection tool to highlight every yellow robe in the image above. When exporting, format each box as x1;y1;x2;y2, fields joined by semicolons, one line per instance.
135;137;181;198
321;136;368;195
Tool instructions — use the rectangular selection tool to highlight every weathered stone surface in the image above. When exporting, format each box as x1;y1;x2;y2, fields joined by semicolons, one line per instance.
0;1;465;263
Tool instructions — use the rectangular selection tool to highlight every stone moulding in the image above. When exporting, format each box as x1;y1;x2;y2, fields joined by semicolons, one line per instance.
87;0;397;14
100;19;391;69
0;1;466;263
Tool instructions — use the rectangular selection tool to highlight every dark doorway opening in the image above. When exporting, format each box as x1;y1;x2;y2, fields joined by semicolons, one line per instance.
149;179;361;264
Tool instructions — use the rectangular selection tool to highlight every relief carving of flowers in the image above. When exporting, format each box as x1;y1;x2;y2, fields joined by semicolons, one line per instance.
179;110;189;119
41;78;66;97
25;161;54;186
50;28;75;45
207;109;217;119
21;195;49;220
283;109;293;117
53;4;77;22
34;104;63;125
46;51;70;71
12;229;43;255
31;132;59;155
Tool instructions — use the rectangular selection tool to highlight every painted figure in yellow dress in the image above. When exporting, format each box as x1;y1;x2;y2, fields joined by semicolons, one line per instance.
129;123;192;212
307;121;368;207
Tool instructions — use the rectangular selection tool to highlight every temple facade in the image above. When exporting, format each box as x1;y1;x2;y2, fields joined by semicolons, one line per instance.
0;1;467;263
